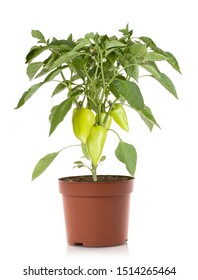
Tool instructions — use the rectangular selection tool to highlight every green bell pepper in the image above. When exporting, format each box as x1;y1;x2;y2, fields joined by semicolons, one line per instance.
110;104;129;131
86;125;107;166
72;108;95;143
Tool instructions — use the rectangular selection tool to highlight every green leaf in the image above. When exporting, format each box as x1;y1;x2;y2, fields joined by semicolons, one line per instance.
122;55;139;81
49;105;59;123
153;72;178;98
139;37;181;73
115;141;137;176
140;114;154;131
26;62;43;80
36;65;67;80
73;160;86;168
25;46;47;64
48;44;71;51
73;164;85;169
32;150;62;180
74;160;84;165
15;82;43;109
85;32;95;41
138;105;160;131
81;143;90;160
43;66;67;82
143;52;167;62
129;43;147;58
164;51;181;73
148;47;181;74
31;30;46;43
49;98;73;135
51;82;67;97
34;67;51;79
48;50;80;71
141;61;161;79
72;57;87;80
119;24;132;35
73;37;91;51
139;36;157;48
48;39;72;51
110;79;144;110
105;40;126;49
43;53;59;68
99;156;106;162
141;62;178;98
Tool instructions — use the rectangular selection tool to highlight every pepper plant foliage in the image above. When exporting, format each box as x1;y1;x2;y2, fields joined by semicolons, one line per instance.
16;25;181;181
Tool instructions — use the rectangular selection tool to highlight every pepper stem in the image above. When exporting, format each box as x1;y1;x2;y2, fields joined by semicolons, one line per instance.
91;164;97;181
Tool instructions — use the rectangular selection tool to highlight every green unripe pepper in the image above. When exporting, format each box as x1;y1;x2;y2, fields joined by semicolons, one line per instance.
96;112;112;129
86;125;107;166
110;104;129;131
72;108;95;143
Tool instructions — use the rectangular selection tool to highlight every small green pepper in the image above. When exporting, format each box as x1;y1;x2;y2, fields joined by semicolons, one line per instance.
96;112;112;129
110;104;129;131
72;108;95;143
86;125;107;166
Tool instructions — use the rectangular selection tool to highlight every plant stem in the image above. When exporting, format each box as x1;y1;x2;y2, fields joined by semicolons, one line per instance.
98;51;106;123
103;98;118;126
91;164;97;181
60;71;66;82
108;128;122;141
100;52;106;90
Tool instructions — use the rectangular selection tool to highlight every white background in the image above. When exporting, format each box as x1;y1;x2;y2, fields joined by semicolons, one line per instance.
1;0;197;279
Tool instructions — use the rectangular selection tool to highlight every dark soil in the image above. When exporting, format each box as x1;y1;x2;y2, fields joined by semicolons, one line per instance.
61;175;133;183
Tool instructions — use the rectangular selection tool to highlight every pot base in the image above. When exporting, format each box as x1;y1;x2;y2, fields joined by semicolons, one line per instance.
68;239;128;247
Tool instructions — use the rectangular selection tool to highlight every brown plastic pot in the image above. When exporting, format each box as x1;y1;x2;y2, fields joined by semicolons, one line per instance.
59;175;134;247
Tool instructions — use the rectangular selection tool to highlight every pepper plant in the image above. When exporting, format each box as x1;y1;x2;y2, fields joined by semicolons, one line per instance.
16;24;181;181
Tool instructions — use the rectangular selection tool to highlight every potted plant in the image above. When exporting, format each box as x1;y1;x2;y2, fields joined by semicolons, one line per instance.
16;24;181;247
